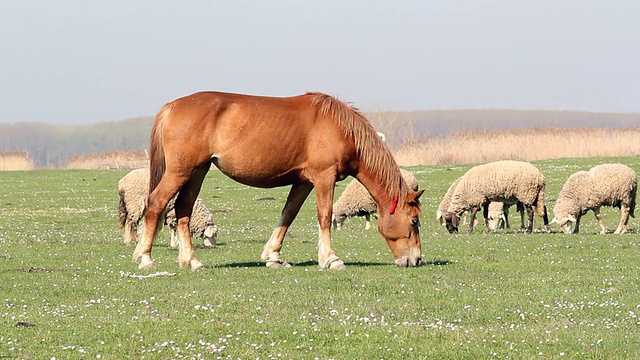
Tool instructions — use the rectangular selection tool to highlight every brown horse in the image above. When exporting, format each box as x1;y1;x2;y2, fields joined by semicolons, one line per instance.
133;91;424;270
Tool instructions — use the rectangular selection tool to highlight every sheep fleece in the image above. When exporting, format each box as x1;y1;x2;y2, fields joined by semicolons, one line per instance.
447;160;546;216
553;163;637;218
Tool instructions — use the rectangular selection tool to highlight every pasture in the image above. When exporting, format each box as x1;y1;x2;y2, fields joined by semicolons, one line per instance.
2;156;640;359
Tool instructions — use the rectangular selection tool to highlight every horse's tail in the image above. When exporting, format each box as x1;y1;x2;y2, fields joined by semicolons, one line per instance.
117;189;127;228
149;103;173;194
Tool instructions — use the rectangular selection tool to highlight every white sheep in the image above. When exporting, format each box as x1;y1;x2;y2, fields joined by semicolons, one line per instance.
551;163;637;234
332;168;418;230
117;168;218;247
437;176;524;230
444;160;549;234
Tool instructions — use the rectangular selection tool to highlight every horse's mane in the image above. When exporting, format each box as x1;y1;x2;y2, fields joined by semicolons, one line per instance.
308;92;408;200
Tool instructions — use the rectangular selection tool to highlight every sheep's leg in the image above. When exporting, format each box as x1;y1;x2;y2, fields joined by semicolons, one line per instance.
542;205;550;232
482;203;490;235
525;205;534;234
503;204;510;229
591;207;607;234
123;220;135;244
518;203;525;229
468;207;479;234
169;227;178;247
364;213;372;230
614;205;630;234
573;213;582;234
261;183;313;268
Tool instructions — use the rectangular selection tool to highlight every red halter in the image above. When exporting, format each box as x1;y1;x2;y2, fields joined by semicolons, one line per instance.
389;195;399;214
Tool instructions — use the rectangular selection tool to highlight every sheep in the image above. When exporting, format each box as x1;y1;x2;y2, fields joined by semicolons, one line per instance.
551;163;637;234
444;160;549;234
332;168;418;230
117;168;218;247
437;176;525;230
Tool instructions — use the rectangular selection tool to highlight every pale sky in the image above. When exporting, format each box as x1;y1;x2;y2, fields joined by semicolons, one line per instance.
1;0;639;124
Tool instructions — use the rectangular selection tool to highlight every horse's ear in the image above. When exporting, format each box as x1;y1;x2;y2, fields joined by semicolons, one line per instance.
413;189;425;201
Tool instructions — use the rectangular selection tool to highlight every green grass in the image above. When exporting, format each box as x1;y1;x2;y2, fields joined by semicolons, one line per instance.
2;157;640;359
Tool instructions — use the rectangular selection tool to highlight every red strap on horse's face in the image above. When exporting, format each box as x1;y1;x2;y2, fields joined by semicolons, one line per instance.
389;195;399;214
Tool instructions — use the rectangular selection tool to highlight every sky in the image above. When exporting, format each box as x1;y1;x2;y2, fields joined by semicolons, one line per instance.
1;0;639;124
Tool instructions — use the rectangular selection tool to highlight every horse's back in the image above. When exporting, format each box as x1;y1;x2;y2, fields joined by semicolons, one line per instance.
159;91;355;188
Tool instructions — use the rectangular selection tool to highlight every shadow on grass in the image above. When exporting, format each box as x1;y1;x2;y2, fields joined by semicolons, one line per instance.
212;259;452;269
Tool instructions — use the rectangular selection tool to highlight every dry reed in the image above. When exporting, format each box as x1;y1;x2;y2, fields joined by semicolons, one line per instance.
65;150;148;170
0;151;34;171
393;127;640;166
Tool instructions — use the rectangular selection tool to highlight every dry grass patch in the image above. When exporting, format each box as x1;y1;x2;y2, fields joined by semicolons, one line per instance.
394;127;640;166
65;150;148;169
0;151;33;171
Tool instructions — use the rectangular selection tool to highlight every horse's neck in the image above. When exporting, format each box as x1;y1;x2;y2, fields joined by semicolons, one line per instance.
355;169;397;214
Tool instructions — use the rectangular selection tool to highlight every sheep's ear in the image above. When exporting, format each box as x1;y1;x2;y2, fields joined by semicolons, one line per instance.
550;217;558;224
435;210;442;220
567;214;577;223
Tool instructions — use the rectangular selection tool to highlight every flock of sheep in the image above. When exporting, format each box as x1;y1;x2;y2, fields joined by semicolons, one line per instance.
436;161;637;235
115;160;638;250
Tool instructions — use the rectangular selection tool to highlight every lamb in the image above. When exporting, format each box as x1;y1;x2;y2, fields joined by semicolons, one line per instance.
437;176;525;230
486;201;526;230
551;163;637;234
444;160;549;234
332;168;418;230
117;168;218;247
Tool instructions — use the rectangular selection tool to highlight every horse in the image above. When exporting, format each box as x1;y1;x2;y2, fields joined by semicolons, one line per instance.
132;91;424;270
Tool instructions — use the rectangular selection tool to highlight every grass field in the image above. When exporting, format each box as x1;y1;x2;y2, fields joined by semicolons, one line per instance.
2;156;640;359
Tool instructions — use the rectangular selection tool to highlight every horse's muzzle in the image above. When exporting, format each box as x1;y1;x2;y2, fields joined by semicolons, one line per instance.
395;256;422;267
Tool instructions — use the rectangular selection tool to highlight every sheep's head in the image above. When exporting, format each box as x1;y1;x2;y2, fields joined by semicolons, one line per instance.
202;221;218;247
552;198;580;234
550;214;577;234
331;213;346;230
444;211;460;233
377;190;424;267
487;212;506;231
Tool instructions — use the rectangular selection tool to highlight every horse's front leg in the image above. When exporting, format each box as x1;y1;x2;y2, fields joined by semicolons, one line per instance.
261;183;313;268
315;181;346;270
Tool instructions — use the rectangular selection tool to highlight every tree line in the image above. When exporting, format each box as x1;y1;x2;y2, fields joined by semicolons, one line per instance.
1;110;639;168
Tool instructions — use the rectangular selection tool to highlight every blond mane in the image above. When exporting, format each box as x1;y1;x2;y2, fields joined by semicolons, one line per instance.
308;92;408;200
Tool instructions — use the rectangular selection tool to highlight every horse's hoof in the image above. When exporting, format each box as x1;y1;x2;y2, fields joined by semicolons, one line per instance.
138;259;155;270
322;256;346;270
190;259;204;271
266;260;292;269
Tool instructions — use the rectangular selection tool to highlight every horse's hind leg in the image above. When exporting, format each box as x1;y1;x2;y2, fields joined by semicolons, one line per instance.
261;183;313;268
133;173;188;270
174;166;209;270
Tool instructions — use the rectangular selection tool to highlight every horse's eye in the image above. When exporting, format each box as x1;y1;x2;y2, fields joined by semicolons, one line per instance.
411;218;420;227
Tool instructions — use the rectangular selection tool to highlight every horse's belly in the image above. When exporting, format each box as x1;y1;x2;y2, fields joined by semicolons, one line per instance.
211;155;304;189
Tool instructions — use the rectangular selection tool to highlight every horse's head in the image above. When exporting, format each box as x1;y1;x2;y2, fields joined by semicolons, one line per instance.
378;189;424;267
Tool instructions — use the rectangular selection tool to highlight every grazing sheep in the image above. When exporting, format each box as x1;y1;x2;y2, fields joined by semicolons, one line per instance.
444;160;549;234
332;168;418;230
117;168;218;247
551;163;637;234
437;176;524;230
